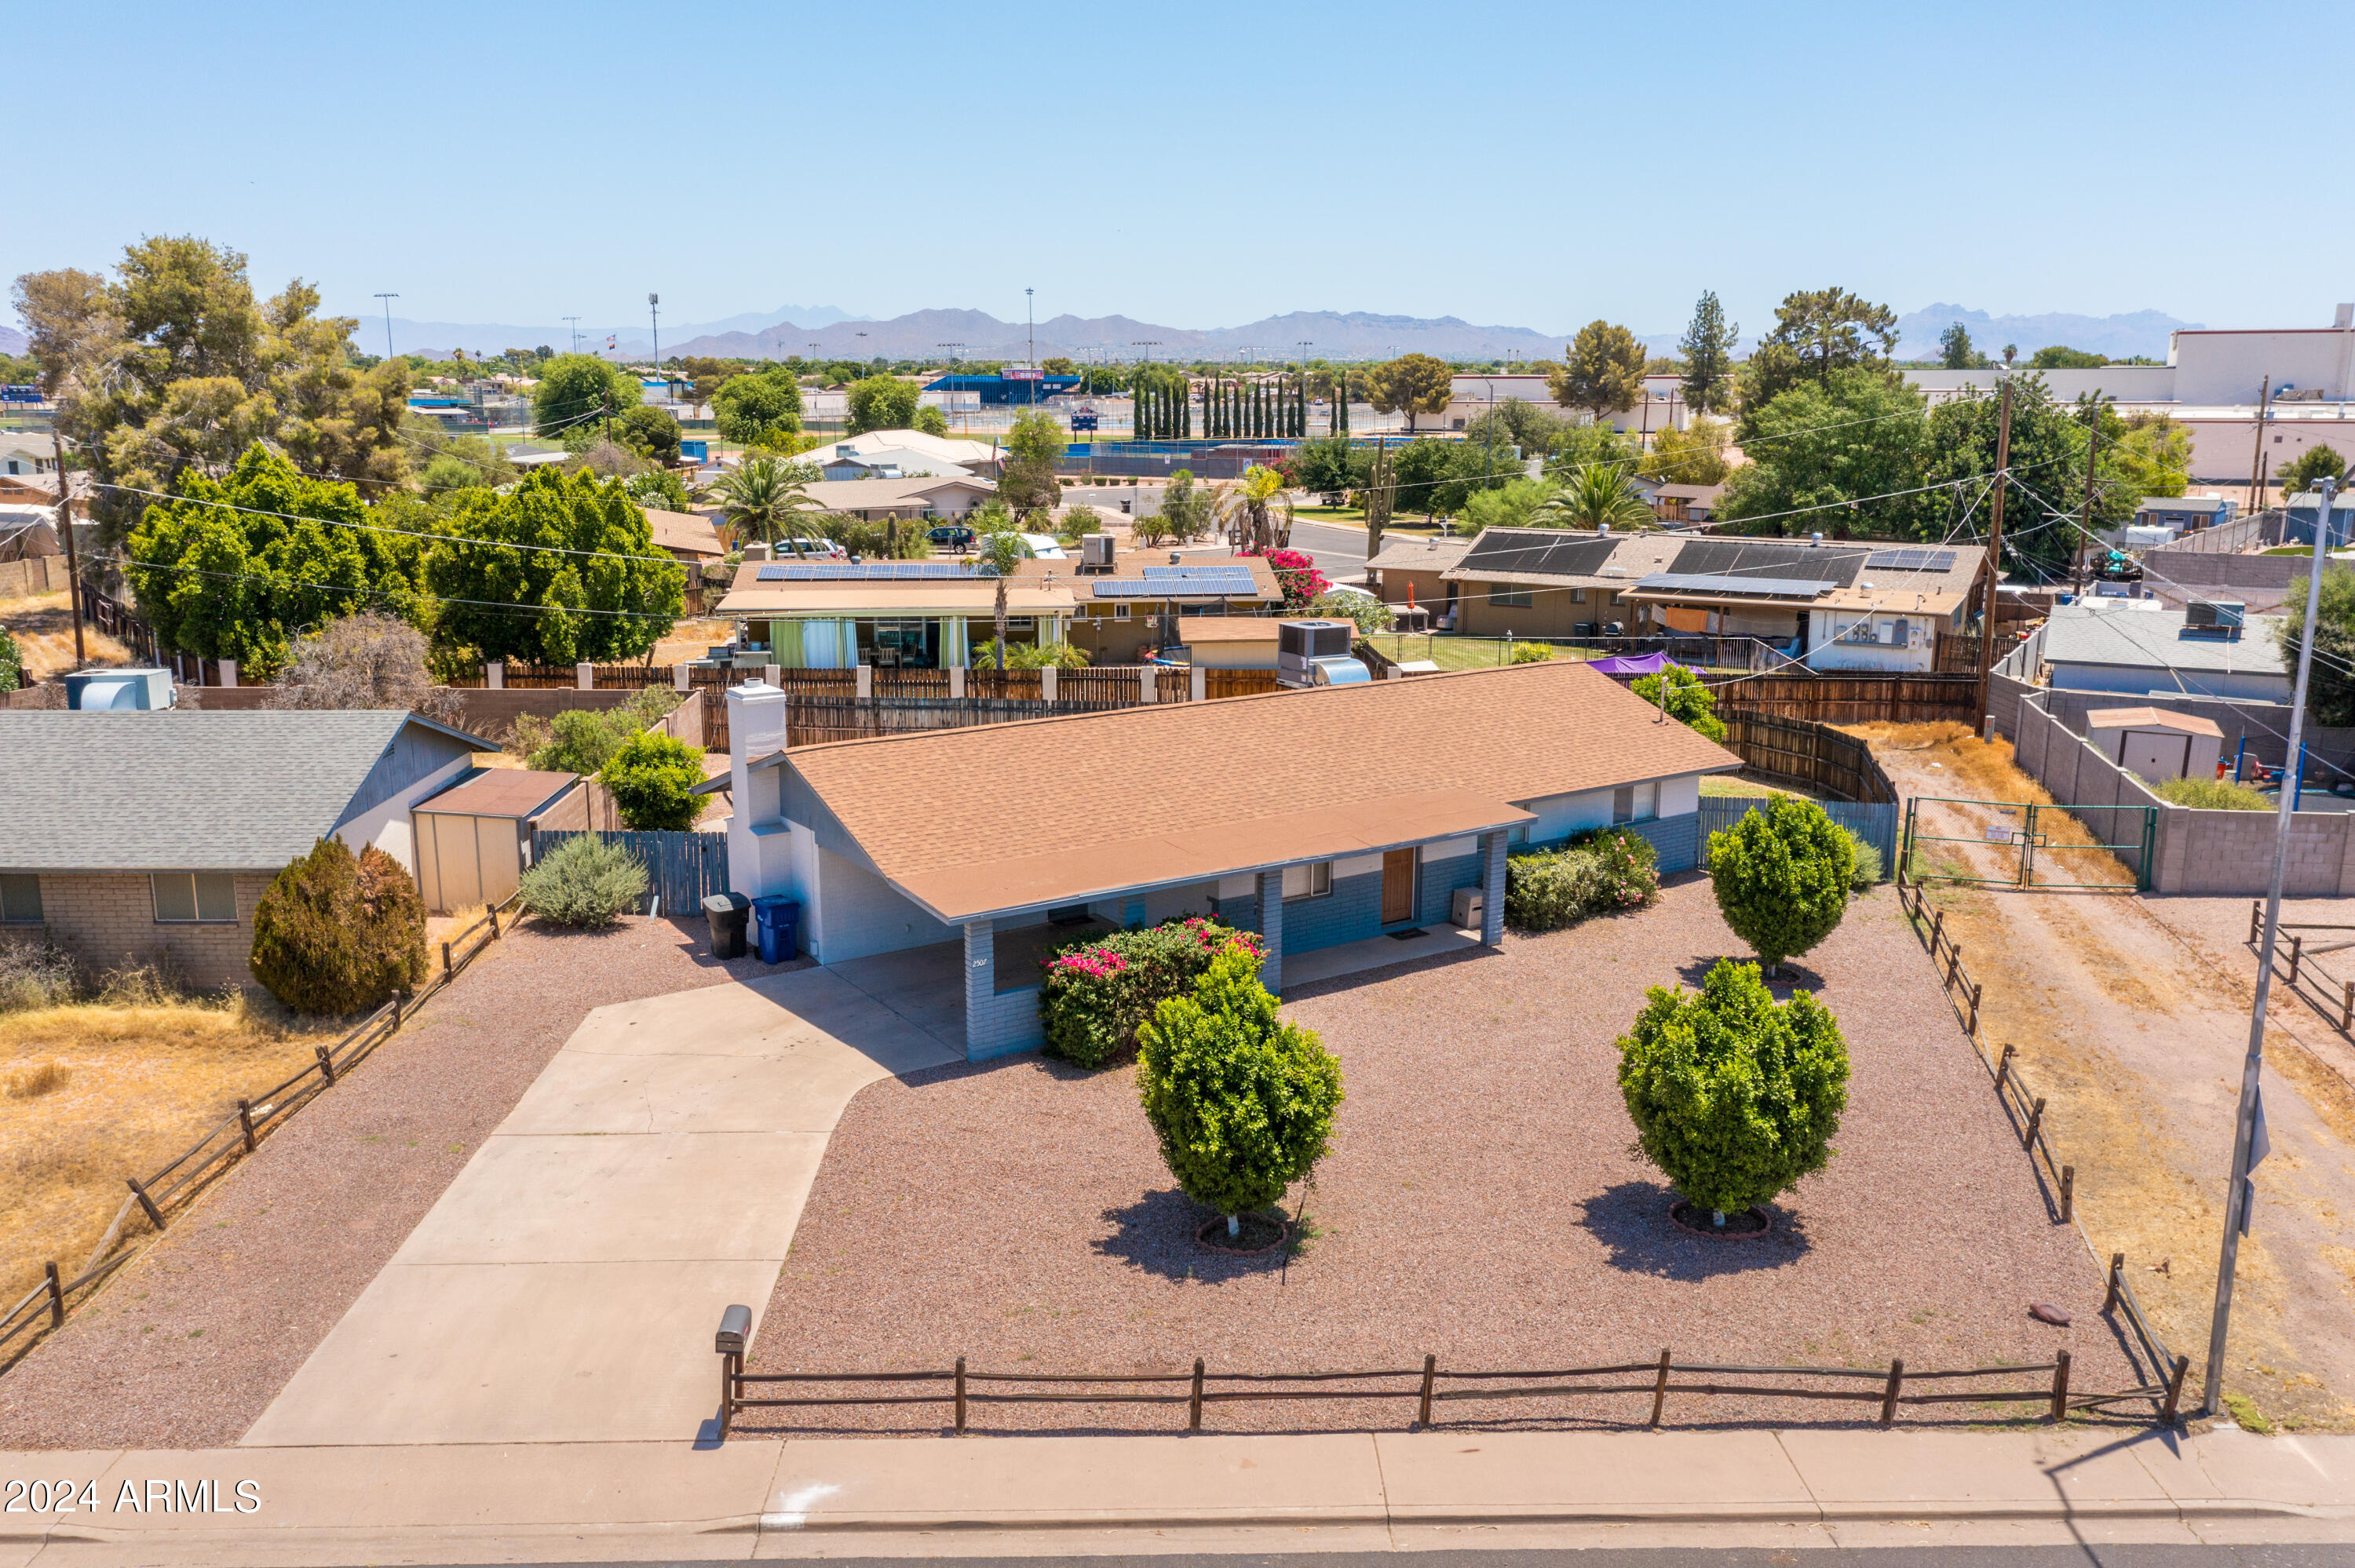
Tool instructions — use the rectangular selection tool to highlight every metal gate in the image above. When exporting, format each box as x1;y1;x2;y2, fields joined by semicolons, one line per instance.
1901;797;2156;892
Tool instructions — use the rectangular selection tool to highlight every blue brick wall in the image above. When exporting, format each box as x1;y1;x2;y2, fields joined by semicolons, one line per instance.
1422;850;1484;925
1517;812;1703;875
1280;869;1385;954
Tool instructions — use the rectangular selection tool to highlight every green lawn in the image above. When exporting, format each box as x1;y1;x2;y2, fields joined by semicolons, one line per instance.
1700;773;1824;801
1364;634;1583;671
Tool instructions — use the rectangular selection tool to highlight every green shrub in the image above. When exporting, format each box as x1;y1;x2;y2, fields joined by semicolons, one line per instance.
0;625;21;693
1630;665;1727;742
517;834;648;928
1137;948;1345;1231
1707;795;1853;972
1617;958;1849;1220
511;688;683;775
600;730;706;830
1840;827;1884;888
1039;916;1264;1069
1503;826;1660;931
1510;641;1553;664
248;838;429;1016
2156;775;2273;811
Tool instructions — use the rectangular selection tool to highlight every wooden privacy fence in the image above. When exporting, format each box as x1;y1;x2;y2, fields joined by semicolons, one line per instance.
1718;709;1898;804
1713;672;1978;724
533;829;729;913
0;894;518;1369
78;584;160;665
783;694;1127;747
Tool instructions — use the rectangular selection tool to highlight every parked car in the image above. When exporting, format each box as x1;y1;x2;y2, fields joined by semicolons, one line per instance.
1017;533;1067;559
928;524;974;552
776;538;848;560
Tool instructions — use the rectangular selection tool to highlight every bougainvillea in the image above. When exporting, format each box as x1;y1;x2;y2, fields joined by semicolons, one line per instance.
1242;546;1329;611
1039;916;1265;1069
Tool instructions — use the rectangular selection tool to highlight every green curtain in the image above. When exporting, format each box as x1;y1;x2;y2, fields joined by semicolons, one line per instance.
1039;615;1064;647
944;616;969;668
772;618;805;669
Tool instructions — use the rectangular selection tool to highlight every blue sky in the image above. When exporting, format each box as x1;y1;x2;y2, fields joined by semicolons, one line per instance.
13;0;2347;339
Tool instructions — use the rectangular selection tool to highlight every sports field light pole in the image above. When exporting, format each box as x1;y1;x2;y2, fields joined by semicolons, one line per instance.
373;293;398;361
2204;469;2338;1418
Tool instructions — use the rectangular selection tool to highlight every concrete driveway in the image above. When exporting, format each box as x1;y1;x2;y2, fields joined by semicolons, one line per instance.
241;965;962;1447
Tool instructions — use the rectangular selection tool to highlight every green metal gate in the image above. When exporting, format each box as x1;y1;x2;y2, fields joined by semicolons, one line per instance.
1902;797;2156;892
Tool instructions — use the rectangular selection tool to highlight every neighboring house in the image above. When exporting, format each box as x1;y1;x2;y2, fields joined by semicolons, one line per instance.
0;504;58;561
809;443;976;481
801;475;998;522
2036;604;2291;702
1652;483;1725;523
2281;491;2355;549
1439;527;1684;639
1364;534;1472;622
714;557;1079;668
717;661;1740;1059
2133;496;2236;533
641;506;725;563
0;710;497;988
1;432;57;477
803;427;999;475
1027;546;1284;665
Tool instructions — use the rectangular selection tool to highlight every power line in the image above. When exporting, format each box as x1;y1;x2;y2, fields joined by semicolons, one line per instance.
100;482;688;567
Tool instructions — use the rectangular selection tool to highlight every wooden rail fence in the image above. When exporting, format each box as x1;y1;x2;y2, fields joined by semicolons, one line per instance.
0;892;520;1370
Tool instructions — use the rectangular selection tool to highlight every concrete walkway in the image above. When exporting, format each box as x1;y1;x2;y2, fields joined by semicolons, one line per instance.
6;1426;2353;1563
239;966;961;1449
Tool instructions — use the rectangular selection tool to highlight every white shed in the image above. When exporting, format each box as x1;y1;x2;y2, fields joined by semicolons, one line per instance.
2085;707;2225;786
410;769;585;913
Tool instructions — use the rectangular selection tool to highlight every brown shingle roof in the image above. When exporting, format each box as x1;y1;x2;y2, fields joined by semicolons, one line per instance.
786;661;1742;921
414;769;582;818
642;507;723;557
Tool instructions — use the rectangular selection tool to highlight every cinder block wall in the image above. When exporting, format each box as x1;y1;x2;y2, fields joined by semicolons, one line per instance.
27;872;273;990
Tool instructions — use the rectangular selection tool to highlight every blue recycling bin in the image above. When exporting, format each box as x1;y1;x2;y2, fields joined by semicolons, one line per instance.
750;896;801;964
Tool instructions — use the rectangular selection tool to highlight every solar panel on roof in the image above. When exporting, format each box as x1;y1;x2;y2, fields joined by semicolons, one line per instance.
754;560;977;582
1864;549;1957;572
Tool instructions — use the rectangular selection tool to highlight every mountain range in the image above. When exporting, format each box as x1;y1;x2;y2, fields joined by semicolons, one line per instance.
1890;304;2197;363
338;303;864;359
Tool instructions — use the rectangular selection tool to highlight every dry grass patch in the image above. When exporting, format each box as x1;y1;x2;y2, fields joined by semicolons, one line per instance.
0;990;332;1313
0;591;133;682
1846;720;2134;885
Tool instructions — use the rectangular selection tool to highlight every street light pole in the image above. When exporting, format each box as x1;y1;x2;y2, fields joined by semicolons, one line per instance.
2205;471;2337;1418
648;293;660;367
564;316;580;352
373;293;399;362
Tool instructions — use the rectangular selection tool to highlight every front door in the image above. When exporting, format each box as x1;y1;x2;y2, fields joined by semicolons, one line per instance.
1380;848;1418;926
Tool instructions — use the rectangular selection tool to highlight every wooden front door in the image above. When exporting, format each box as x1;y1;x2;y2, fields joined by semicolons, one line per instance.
1380;848;1418;926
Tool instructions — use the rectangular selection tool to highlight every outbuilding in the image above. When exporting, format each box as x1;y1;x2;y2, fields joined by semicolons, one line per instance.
409;768;587;914
2084;706;2225;785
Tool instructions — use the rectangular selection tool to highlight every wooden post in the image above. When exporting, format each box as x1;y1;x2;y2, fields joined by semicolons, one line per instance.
489;907;501;940
2050;1349;2072;1422
2342;979;2352;1034
236;1099;257;1153
126;1176;166;1231
1996;1043;2016;1094
44;1262;64;1329
1879;1359;1904;1426
1417;1353;1437;1427
2160;1355;2191;1425
1649;1348;1671;1428
1947;943;1962;990
2290;935;2304;984
2250;899;2263;945
2060;1165;2075;1223
1189;1358;1205;1431
1967;981;1983;1038
2104;1253;2124;1315
442;940;454;979
955;1356;967;1434
316;1044;338;1087
1930;907;1945;956
2024;1096;2046;1152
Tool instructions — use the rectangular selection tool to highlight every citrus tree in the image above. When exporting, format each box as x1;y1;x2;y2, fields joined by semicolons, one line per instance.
1706;796;1855;973
1630;665;1725;742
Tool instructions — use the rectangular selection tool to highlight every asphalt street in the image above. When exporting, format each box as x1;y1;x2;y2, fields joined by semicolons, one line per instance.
1285;516;1371;582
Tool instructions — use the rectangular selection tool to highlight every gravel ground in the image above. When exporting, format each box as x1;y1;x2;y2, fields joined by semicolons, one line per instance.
746;877;2139;1437
0;914;791;1450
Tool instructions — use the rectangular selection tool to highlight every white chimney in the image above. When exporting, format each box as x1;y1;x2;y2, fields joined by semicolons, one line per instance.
2335;303;2353;330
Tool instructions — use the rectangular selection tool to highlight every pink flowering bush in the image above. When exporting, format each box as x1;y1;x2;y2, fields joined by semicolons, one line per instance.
1502;827;1661;932
1039;915;1266;1069
1242;547;1329;611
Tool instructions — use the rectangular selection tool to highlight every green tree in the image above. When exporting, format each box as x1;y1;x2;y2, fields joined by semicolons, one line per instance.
1678;292;1740;415
1920;376;2134;577
0;625;22;692
625;468;695;512
1459;476;1561;532
125;445;431;679
845;374;921;434
1462;397;1572;468
1630;665;1725;741
532;353;640;439
425;467;683;665
710;365;804;447
2028;345;2109;369
1292;434;1365;501
1550;320;1647;424
1706;796;1855;974
2113;411;2194;499
2278;565;2355;726
1736;286;1900;428
1136;947;1344;1235
1641;418;1733;485
1385;438;1460;517
1616;958;1849;1222
1714;369;1932;538
915;403;950;437
999;409;1064;516
615;403;681;465
710;456;820;550
2279;443;2347;498
969;526;1028;669
1938;322;1987;370
1535;464;1654;531
599;729;706;830
248;837;429;1016
1543;420;1642;478
1365;352;1452;432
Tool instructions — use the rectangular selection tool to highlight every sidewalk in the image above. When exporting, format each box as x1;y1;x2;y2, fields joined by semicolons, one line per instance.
5;1426;2353;1563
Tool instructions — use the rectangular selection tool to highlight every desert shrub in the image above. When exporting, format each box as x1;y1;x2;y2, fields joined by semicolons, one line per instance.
1840;827;1885;888
2;1059;71;1099
512;688;682;774
1510;641;1553;664
0;625;21;692
1039;916;1264;1069
517;834;648;928
2156;775;2273;811
249;838;429;1016
0;939;78;1012
1618;958;1849;1221
1707;795;1854;972
1137;948;1344;1231
1503;826;1660;931
599;730;706;830
1630;665;1726;742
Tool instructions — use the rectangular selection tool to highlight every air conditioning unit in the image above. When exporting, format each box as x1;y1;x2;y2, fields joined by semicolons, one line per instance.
2185;600;2245;633
1451;886;1483;928
1277;618;1356;686
1080;534;1116;572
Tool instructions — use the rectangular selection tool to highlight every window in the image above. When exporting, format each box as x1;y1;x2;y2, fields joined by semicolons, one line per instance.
1612;782;1659;825
152;872;238;924
0;874;39;924
1113;602;1131;619
1281;861;1332;901
1490;582;1532;607
1570;587;1587;603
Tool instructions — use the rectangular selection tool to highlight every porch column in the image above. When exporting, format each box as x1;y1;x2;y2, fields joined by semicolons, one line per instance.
1480;832;1506;947
962;917;994;1062
217;658;238;688
950;665;966;698
1191;665;1208;702
1139;666;1156;703
1257;869;1284;993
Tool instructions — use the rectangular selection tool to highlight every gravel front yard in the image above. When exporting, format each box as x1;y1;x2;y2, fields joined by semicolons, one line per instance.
747;877;2138;1435
0;915;787;1450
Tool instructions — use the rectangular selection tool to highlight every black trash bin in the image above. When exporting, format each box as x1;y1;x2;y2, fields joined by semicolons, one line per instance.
702;891;750;959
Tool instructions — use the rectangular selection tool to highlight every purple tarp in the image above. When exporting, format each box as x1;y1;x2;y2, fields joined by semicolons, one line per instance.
1581;651;1677;676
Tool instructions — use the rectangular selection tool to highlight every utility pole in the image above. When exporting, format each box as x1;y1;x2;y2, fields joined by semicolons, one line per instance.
648;293;660;367
2206;471;2335;1417
564;316;581;353
373;293;399;362
1026;288;1036;411
2247;376;2274;515
1973;363;2015;737
2075;407;2101;597
50;422;84;668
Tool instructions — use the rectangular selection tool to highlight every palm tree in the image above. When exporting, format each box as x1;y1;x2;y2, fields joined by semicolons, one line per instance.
711;456;820;552
969;527;1028;672
1211;464;1294;552
1535;464;1655;531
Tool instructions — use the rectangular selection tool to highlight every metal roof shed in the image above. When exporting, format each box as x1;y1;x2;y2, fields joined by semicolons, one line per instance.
410;769;583;914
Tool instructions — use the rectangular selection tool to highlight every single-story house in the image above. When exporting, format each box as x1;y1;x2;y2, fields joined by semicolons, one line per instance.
2084;707;2225;785
2281;492;2355;549
409;768;586;914
2133;496;2236;533
1169;617;1282;669
801;474;998;522
1;432;58;478
717;661;1742;1059
1364;534;1472;622
714;557;1079;668
0;709;497;988
642;506;725;563
1652;483;1726;524
1032;546;1285;664
2036;605;2291;702
801;428;998;476
1439;527;1683;639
